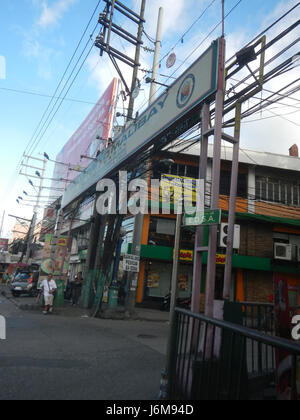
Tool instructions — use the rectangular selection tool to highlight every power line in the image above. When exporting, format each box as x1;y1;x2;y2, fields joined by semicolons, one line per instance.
27;26;99;157
0;86;98;106
2;2;103;205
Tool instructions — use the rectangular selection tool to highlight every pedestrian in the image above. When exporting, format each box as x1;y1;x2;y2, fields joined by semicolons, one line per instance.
71;272;83;306
41;274;57;315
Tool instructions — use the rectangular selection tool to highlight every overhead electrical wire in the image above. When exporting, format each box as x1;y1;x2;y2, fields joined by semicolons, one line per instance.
2;1;103;206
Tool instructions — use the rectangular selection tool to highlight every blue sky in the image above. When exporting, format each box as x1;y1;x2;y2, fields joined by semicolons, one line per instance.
0;0;299;236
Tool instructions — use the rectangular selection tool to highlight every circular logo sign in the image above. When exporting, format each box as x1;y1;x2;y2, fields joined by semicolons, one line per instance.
166;53;176;69
176;74;195;109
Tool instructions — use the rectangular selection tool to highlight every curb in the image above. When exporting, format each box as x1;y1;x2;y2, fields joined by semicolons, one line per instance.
1;289;170;322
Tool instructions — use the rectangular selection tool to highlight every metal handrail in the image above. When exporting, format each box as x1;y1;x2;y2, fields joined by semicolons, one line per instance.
174;308;300;354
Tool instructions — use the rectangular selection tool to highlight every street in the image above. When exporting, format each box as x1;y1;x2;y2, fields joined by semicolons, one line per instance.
0;294;169;400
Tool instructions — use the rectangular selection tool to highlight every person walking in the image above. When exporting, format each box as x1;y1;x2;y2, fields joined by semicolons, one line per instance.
41;274;57;315
71;272;83;306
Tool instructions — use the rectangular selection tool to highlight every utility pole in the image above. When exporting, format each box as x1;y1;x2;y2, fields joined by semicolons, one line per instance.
22;157;47;264
149;7;163;105
0;211;5;238
127;0;146;120
126;5;163;314
91;0;147;316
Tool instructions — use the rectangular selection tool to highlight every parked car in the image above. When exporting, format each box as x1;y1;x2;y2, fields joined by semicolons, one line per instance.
10;272;39;298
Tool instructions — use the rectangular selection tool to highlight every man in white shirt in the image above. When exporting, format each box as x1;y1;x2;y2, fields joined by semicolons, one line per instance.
41;274;57;315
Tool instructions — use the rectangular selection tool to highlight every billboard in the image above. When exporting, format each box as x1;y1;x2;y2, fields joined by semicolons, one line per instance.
62;38;222;209
40;206;57;242
52;78;118;190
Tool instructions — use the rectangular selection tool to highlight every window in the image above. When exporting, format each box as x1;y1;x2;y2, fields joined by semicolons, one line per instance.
256;176;300;206
186;165;199;179
220;171;247;198
148;217;175;247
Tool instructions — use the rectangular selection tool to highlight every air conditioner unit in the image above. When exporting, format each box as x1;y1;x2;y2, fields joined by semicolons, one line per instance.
219;224;240;249
274;243;292;261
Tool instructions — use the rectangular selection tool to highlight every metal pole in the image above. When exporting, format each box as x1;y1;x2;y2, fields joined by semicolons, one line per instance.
166;208;182;376
25;158;47;264
191;103;210;314
221;0;225;38
149;7;163;105
223;102;241;300
0;211;5;238
205;38;226;319
126;3;163;313
127;0;146;120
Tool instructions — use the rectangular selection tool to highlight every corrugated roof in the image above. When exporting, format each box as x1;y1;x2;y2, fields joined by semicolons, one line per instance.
168;141;300;172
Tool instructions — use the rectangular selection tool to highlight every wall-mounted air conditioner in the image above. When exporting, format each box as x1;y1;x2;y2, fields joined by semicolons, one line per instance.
274;243;293;261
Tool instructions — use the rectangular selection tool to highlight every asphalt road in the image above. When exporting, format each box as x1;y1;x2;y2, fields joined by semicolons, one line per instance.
0;295;169;400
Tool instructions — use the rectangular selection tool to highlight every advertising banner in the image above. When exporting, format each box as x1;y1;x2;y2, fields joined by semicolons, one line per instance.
274;273;298;400
40;206;57;242
62;39;221;208
0;238;8;252
39;234;69;281
52;78;118;191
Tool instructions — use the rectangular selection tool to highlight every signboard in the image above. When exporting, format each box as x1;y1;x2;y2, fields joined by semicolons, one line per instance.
40;206;58;242
0;238;8;252
216;254;226;265
62;39;221;209
123;254;140;273
39;234;69;280
52;78;118;191
161;174;199;204
184;209;221;226
180;250;194;262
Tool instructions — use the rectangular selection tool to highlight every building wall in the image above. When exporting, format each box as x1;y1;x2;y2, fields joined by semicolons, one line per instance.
244;270;273;303
240;222;274;259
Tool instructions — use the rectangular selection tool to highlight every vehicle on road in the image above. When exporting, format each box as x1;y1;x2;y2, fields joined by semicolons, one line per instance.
10;272;39;298
161;293;191;311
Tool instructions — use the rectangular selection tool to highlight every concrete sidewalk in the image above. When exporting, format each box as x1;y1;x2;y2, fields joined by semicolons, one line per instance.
0;285;170;323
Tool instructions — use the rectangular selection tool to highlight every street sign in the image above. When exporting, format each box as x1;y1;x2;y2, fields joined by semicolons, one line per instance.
184;209;221;226
123;254;140;273
62;39;221;209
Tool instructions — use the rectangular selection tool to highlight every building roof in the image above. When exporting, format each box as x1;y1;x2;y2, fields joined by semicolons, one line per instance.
168;141;300;172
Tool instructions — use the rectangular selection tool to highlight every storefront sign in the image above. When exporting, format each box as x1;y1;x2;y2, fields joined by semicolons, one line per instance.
184;209;221;226
147;272;160;288
216;254;226;265
123;254;140;273
62;39;221;209
178;275;189;291
161;174;198;203
180;250;194;262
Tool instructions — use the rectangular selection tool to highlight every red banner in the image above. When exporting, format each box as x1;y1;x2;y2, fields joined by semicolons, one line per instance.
274;273;298;400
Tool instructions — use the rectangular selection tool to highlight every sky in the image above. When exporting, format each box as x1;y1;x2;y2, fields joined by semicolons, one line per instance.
0;0;299;237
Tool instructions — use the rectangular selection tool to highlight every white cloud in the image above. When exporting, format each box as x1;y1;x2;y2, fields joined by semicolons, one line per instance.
38;0;77;28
